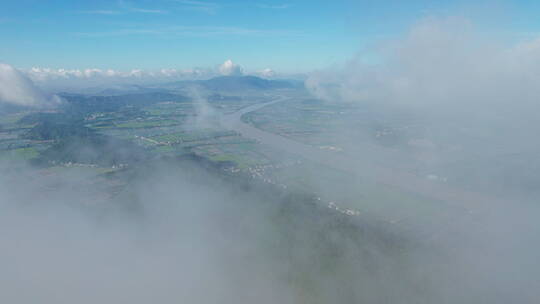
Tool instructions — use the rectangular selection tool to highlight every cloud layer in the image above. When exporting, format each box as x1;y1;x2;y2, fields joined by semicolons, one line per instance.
24;60;266;90
26;66;213;91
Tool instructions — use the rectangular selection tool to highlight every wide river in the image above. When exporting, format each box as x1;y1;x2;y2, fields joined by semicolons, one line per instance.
221;97;507;211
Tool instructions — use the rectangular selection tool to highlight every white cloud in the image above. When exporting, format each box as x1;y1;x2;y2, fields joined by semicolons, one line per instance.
218;60;243;76
257;68;276;78
305;15;540;167
0;63;61;107
306;17;540;114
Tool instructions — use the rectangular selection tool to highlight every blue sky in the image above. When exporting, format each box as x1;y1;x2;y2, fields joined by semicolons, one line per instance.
1;0;540;72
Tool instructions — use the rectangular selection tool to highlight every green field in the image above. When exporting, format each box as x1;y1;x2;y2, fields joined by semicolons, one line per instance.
151;130;237;143
115;119;180;129
0;147;39;160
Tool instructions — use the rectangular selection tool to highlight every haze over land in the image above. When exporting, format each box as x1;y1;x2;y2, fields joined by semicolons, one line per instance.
1;1;540;303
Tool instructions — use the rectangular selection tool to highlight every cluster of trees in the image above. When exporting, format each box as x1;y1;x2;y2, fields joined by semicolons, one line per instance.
61;92;189;115
36;134;148;167
18;92;188;166
23;120;93;141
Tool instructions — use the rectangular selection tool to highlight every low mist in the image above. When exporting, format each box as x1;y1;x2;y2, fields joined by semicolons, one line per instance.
0;160;427;304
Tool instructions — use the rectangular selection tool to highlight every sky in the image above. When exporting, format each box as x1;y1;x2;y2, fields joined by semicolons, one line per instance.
1;0;540;73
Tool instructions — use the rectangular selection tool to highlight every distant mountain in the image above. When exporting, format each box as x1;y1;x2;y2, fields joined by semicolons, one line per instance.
53;76;303;97
62;84;169;96
162;75;304;92
200;76;303;91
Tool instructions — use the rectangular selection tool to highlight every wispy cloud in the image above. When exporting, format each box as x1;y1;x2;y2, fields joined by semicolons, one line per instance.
75;25;302;38
78;1;217;16
257;3;292;9
79;10;122;15
80;1;167;15
119;0;168;14
172;0;220;14
130;8;167;14
74;29;162;38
